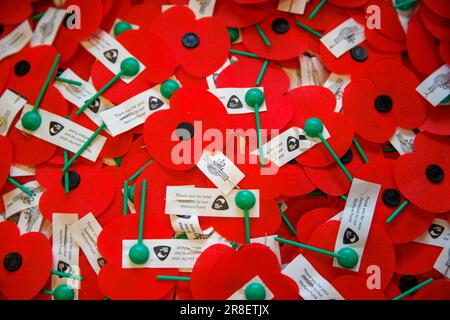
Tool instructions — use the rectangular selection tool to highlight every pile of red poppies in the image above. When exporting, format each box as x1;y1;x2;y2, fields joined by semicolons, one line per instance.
0;0;449;300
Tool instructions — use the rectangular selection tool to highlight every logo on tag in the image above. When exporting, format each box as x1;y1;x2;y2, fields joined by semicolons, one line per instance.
424;73;450;97
207;159;226;176
227;95;243;109
176;214;191;219
343;228;359;244
87;98;101;114
287;136;299;152
103;49;118;64
154;246;171;261
148;96;164;111
331;26;360;48
97;257;107;268
428;224;445;239
49;121;64;136
212;195;229;210
57;260;72;276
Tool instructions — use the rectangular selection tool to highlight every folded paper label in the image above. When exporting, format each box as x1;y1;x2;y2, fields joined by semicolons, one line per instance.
0;20;32;61
277;0;307;15
323;73;351;113
416;64;450;107
188;0;216;18
414;218;450;248
2;180;44;218
389;127;415;155
30;7;66;47
17;206;43;235
321;18;366;58
0;89;27;136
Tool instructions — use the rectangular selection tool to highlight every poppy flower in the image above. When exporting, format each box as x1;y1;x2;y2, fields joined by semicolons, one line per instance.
355;158;434;244
0;1;31;25
241;12;309;61
0;221;52;300
296;207;341;243
285;86;355;167
97;214;178;300
393;132;450;213
419;2;450;42
384;273;430;300
279;160;316;198
0;136;12;190
216;59;291;97
412;279;450;300
194;243;298;300
343;59;427;143
331;276;387;300
303;220;395;289
116;2;166;32
214;0;272;28
420;104;450;136
143;87;231;171
150;5;230;78
90;28;177;105
394;241;443;275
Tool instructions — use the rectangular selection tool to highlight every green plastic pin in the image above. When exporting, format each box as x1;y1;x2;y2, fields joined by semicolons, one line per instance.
245;282;266;300
235;190;256;244
114;21;132;37
41;284;75;300
278;203;297;236
308;0;327;20
392;278;433;300
156;275;191;281
229;49;260;59
255;23;271;47
394;0;417;10
54;77;82;86
386;199;409;224
51;269;83;281
295;21;323;38
123;180;129;215
245;88;266;167
7;177;33;197
228;27;240;43
128;159;154;182
160;79;180;100
129;179;150;264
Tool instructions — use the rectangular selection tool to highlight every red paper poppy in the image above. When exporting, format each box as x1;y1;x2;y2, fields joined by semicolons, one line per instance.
204;243;299;299
365;0;406;42
332;275;387;300
60;46;96;81
364;27;406;53
422;0;450;19
394;241;443;275
304;137;383;196
118;2;166;32
241;13;309;61
420;2;450;42
280;161;316;198
355;158;434;244
0;136;12;190
296;207;341;243
0;221;52;300
439;41;450;65
413;279;450;300
174;67;208;89
0;59;10;92
420;104;450;136
343;59;427;143
328;0;368;7
97;214;178;300
296;0;349;31
383;273;429;300
143;87;230;171
216;59;290;97
303;220;395;289
406;12;444;75
214;0;272;28
150;6;230;78
393;133;450;213
0;1;31;25
285;86;355;167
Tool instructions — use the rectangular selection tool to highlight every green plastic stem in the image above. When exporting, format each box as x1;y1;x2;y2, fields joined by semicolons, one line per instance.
41;290;54;295
128;159;154;182
32;12;45;21
353;137;368;163
383;147;396;153
63;149;70;194
295;21;323;38
244;209;251;244
309;190;326;196
156;275;191;281
229;49;260;59
231;242;237;250
75;71;123;116
255;24;271;47
51;269;83;281
392;278;433;300
123;180;128;215
254;103;265;167
309;0;327;20
275;236;340;258
138;179;147;245
278;204;297;236
386;200;409;224
340;195;348;201
7;177;33;197
55;77;82;86
255;59;269;86
394;0;417;9
33;54;61;112
318;133;353;182
61;123;106;172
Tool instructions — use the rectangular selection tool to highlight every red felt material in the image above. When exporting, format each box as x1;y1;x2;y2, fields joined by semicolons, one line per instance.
215;59;291;97
296;0;349;31
96;166;126;226
303;220;395;289
422;0;450;19
174;67;208;89
420;2;450;42
0;222;52;300
332;276;388;300
214;0;272;28
78;251;104;300
328;0;368;7
439;41;450;65
406;13;444;75
365;28;406;53
420;104;450;136
296;207;340;243
150;6;230;78
413;279;450;300
393;133;450;213
0;136;12;189
206;244;299;299
0;59;10;93
281;162;316;197
394;242;443;275
0;1;31;25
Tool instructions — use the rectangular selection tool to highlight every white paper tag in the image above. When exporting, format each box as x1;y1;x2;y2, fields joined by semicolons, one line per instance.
299;55;329;86
414;218;450;248
277;0;307;14
389;127;416;155
333;178;381;271
17;206;43;234
52;213;80;295
433;245;450;279
54;69;115;127
323;73;351;112
16;105;107;162
210;87;267;115
30;7;66;47
69;213;106;275
122;238;231;269
196;150;245;195
170;214;205;236
0;20;33;61
227;276;274;300
0;89;27;136
282;254;344;300
165;186;260;218
251;126;330;167
100;86;169;136
2;180;44;218
282;67;302;91
9;164;35;177
80;29;145;84
416;64;450;107
206;59;231;90
188;0;216;18
251;235;281;265
320;18;366;58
